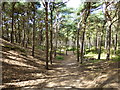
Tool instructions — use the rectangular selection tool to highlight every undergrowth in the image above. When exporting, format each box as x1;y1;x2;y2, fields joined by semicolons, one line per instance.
55;55;64;60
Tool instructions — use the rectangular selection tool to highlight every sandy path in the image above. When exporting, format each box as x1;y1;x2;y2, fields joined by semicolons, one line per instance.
2;51;120;89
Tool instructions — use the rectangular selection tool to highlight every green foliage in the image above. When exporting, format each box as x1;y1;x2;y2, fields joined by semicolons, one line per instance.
56;50;64;55
67;47;76;51
36;45;45;51
85;47;105;54
85;47;98;54
55;55;64;60
116;49;120;55
89;59;103;63
111;56;120;62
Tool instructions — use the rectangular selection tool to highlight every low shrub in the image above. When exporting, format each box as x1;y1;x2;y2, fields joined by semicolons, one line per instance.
55;55;64;60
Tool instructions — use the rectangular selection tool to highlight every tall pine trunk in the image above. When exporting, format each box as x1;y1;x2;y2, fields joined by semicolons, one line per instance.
11;3;15;43
77;28;80;62
106;25;112;60
114;33;117;54
50;3;54;64
98;33;102;59
32;4;36;57
45;2;49;69
80;27;85;64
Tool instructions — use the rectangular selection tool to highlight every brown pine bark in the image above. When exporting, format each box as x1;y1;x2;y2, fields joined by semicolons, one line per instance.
77;28;80;62
11;3;16;43
45;2;49;69
50;2;54;64
32;3;36;57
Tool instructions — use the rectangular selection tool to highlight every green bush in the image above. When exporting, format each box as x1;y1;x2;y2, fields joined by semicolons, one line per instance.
85;47;105;54
67;47;76;51
112;56;120;62
55;55;64;60
36;45;45;50
116;49;120;55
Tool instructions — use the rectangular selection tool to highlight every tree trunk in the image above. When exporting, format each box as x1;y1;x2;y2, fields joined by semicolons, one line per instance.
54;23;59;58
95;31;98;50
98;34;102;59
80;2;91;64
25;11;30;48
66;38;68;55
2;11;4;39
114;33;117;54
80;28;85;64
106;25;112;60
5;23;9;41
22;17;25;47
17;13;21;44
2;3;5;39
105;29;108;49
73;40;75;54
11;3;15;43
54;38;57;57
45;2;49;69
39;23;43;46
77;28;80;62
32;5;36;57
50;3;53;64
88;37;91;51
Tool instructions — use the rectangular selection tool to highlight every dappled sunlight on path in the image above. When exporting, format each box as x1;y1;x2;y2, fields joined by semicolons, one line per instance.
1;43;120;89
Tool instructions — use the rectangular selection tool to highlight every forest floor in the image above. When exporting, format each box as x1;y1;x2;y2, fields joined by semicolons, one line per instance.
0;38;120;90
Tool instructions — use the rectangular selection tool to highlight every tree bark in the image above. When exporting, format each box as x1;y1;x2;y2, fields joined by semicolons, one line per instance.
66;38;68;55
22;16;25;47
32;4;36;57
45;2;49;69
98;33;102;59
11;3;15;43
17;13;21;44
80;28;85;64
106;25;112;60
88;37;91;51
50;3;54;64
5;24;9;40
95;30;98;50
114;33;117;54
80;2;91;64
77;28;80;62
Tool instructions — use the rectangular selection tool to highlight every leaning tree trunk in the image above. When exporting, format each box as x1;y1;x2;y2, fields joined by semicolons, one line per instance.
80;2;91;64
